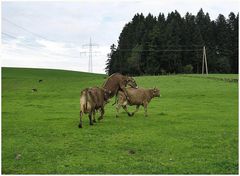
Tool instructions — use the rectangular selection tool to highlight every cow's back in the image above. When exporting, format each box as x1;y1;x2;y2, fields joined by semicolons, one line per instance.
125;88;150;105
88;87;105;108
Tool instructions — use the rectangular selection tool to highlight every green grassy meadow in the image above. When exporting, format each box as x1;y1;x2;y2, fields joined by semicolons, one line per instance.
2;67;238;174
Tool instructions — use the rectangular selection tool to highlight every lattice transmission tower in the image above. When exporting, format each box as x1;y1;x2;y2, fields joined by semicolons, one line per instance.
80;38;99;72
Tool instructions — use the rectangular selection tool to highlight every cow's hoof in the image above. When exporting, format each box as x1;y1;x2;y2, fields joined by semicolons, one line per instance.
78;124;82;128
116;115;119;118
130;113;134;116
93;119;97;123
128;113;132;117
98;117;103;121
90;122;94;125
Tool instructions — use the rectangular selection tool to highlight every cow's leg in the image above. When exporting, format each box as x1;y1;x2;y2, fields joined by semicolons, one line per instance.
89;112;93;125
116;103;122;118
98;107;104;121
122;105;132;117
93;110;96;123
121;99;131;116
79;111;83;128
143;102;148;117
120;85;130;101
116;95;125;118
131;105;140;116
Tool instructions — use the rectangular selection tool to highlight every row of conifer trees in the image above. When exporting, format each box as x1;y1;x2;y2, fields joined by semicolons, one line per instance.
105;9;238;75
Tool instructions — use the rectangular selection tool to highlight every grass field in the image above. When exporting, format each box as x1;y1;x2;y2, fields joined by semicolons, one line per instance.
2;67;238;174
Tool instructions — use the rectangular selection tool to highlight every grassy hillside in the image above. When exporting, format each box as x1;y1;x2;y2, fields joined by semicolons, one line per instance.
2;67;238;174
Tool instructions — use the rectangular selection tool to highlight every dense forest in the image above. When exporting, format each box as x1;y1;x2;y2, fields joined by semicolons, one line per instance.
105;9;238;75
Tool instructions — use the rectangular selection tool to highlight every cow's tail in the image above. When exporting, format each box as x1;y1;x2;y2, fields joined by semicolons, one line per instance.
85;89;88;111
80;88;88;112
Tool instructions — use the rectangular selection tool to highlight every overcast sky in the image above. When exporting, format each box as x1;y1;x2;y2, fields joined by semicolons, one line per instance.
2;0;239;73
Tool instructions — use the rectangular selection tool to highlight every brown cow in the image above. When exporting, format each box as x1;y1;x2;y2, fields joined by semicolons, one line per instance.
116;87;160;117
79;87;111;128
102;73;138;101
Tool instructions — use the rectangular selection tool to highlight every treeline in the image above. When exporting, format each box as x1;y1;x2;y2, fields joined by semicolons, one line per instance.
105;9;238;75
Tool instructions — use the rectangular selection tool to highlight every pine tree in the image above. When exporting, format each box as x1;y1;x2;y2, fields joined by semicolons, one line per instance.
183;12;203;73
105;44;116;75
214;14;231;73
227;12;239;73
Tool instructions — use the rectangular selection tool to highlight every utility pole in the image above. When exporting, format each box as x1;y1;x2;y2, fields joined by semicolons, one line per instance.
81;37;99;73
202;46;208;75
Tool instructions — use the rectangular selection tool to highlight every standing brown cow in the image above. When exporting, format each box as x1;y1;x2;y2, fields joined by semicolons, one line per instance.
116;87;160;117
102;73;138;101
79;87;111;128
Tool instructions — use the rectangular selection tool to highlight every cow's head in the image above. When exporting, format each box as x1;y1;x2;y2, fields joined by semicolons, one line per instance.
126;76;138;88
152;87;160;97
103;89;111;101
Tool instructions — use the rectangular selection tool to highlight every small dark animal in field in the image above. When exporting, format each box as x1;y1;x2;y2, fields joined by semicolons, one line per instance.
38;79;43;83
116;87;160;117
79;87;111;128
32;88;37;92
128;149;135;155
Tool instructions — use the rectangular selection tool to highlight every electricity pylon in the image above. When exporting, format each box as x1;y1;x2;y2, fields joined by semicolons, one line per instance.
80;37;99;72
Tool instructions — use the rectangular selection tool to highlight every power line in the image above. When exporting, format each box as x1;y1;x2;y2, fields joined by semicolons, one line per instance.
3;19;100;60
116;49;203;52
2;18;109;71
2;32;80;59
141;42;203;47
2;17;81;44
2;37;59;59
2;32;17;39
2;17;53;42
117;43;203;48
2;36;86;61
